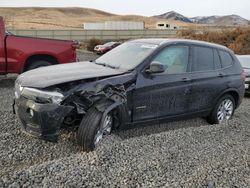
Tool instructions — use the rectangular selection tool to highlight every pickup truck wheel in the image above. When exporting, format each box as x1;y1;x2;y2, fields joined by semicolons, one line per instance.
76;107;113;151
26;60;52;71
207;95;235;124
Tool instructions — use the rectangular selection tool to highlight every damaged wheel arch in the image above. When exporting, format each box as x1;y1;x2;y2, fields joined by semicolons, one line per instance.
75;85;129;151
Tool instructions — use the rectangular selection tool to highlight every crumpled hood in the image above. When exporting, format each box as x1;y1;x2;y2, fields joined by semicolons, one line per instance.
16;61;126;88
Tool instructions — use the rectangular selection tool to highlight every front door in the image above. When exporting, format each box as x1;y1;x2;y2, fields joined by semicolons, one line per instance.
132;45;192;121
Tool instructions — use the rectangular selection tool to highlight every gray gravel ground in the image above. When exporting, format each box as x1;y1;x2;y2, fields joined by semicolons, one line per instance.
0;52;250;187
77;50;100;62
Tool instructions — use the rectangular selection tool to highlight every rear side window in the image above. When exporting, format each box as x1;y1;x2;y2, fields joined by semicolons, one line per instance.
219;50;233;68
192;46;214;72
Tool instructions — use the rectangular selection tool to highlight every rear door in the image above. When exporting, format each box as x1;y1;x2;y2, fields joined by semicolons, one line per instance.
189;45;224;112
133;45;192;121
0;17;6;74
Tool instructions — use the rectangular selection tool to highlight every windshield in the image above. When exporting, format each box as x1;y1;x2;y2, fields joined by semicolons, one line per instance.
95;42;157;70
237;56;250;69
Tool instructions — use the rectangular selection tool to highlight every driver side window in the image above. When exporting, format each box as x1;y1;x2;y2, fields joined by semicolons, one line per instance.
152;45;189;74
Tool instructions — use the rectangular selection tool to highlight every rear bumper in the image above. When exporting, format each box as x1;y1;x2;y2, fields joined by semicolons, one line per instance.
245;80;250;95
14;97;73;142
94;49;104;54
245;88;250;95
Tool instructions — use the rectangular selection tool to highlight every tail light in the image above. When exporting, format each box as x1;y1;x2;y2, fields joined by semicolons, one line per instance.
71;42;80;49
241;70;246;81
71;41;79;62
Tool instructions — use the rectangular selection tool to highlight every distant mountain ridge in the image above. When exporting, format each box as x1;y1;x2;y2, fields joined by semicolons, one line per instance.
191;15;249;25
154;11;193;23
154;11;250;25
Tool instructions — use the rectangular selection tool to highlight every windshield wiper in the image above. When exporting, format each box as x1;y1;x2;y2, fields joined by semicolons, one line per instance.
106;64;120;69
95;62;106;66
95;62;120;69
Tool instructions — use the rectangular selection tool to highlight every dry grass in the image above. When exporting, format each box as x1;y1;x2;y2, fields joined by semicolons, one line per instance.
177;28;250;54
86;38;102;51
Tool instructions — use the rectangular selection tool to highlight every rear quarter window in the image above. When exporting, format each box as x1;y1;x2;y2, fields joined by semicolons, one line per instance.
219;50;233;68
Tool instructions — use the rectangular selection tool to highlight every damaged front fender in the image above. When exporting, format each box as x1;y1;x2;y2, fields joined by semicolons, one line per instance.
63;73;136;128
64;80;135;132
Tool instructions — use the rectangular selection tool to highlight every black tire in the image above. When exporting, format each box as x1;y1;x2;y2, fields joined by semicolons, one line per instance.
76;107;103;151
26;60;52;71
207;95;235;124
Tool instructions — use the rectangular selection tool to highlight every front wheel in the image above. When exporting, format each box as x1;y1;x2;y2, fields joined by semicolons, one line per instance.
76;107;113;151
207;95;235;124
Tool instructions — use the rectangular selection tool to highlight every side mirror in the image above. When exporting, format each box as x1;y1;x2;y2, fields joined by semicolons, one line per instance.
146;61;166;74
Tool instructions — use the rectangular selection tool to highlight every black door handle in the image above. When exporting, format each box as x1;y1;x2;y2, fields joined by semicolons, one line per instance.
182;77;191;82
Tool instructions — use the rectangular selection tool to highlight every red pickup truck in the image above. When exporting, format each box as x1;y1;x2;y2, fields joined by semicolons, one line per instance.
0;17;77;74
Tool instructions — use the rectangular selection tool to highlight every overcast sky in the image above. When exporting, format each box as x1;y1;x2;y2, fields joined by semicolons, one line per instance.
1;0;250;19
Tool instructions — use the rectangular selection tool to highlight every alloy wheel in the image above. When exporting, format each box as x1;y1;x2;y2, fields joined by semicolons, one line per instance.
217;99;234;123
94;115;113;145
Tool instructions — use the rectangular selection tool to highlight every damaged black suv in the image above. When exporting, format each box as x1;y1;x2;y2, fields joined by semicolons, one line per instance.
14;39;245;151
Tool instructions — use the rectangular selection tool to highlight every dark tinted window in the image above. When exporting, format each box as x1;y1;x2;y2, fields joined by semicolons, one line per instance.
152;45;189;74
219;50;233;68
192;46;214;72
213;49;221;69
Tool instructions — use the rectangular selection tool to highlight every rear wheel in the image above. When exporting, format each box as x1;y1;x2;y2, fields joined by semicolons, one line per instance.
207;95;235;124
26;60;52;71
76;107;113;151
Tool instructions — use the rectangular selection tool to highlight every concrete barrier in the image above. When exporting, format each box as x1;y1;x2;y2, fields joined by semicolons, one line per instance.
9;29;178;41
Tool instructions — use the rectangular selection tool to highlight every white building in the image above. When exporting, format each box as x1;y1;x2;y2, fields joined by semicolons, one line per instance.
156;22;178;29
83;21;145;30
82;22;105;30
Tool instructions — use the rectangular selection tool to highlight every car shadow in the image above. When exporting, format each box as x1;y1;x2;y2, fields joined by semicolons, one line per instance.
0;76;17;88
114;118;209;140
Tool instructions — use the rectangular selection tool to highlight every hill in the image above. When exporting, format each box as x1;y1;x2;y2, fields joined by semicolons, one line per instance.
0;7;162;29
154;11;193;23
155;11;249;26
1;8;249;30
190;15;250;25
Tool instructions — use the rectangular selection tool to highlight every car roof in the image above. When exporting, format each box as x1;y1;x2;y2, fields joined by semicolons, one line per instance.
130;38;229;51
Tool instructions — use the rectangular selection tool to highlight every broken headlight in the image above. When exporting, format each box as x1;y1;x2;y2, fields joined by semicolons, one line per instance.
20;87;64;104
14;82;24;99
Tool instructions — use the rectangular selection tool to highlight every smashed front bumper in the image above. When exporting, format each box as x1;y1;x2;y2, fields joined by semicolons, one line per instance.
14;96;73;142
